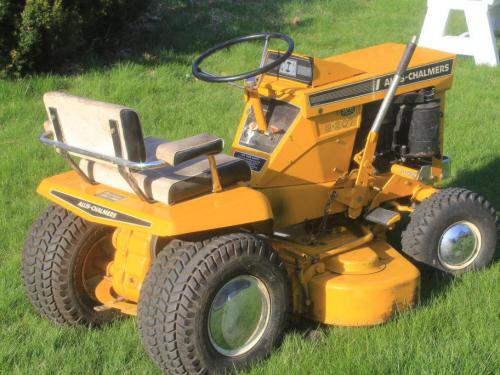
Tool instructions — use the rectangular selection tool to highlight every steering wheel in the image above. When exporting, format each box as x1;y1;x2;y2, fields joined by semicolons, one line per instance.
192;32;295;83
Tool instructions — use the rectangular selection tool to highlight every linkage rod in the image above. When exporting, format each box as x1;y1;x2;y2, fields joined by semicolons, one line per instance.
370;35;417;134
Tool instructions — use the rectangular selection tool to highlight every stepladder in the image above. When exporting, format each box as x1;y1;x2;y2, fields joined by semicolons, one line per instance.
419;0;500;66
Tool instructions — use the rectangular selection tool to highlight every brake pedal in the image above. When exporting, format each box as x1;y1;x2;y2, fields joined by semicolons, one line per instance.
365;208;400;226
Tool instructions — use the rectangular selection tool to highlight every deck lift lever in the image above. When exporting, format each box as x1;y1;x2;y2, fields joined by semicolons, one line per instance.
349;36;418;218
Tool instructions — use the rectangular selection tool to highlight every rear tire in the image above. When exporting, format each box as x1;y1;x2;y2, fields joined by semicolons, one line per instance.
402;188;498;274
21;204;116;326
137;233;290;375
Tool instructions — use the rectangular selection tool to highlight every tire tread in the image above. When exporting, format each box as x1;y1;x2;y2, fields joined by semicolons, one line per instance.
21;204;113;325
402;188;498;272
138;233;289;375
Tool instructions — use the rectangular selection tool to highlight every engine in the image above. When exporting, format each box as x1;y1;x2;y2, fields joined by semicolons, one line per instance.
355;87;442;173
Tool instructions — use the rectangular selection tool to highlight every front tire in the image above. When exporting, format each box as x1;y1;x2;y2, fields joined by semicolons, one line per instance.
402;188;498;274
137;233;290;375
21;204;116;325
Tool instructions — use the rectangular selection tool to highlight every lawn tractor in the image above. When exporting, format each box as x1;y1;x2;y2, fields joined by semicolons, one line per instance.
22;33;498;374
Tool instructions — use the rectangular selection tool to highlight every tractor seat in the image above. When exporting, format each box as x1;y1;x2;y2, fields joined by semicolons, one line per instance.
42;92;251;205
79;138;251;205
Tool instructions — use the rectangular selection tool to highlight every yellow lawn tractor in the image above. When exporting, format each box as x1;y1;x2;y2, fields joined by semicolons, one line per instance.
22;33;498;374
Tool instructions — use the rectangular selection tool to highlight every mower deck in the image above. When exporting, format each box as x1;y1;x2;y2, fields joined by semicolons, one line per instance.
272;224;419;326
308;241;419;326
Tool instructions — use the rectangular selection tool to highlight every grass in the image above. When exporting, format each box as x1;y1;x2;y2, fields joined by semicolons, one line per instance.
0;0;499;373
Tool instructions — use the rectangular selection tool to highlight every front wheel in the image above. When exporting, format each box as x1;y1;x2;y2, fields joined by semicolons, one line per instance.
402;188;498;274
137;233;290;375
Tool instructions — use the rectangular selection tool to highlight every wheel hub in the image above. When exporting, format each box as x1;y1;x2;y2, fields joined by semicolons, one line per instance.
438;221;481;269
208;275;270;357
82;235;114;301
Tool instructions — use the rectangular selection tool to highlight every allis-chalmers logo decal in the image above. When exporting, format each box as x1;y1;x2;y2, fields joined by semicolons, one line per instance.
76;201;118;219
309;59;454;107
50;190;151;228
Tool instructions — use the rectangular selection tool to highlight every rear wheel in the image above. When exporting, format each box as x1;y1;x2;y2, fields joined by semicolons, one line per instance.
21;204;116;325
137;233;290;375
402;188;498;274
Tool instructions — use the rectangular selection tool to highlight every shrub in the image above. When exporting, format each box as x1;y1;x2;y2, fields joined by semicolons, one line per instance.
0;0;23;70
0;0;151;76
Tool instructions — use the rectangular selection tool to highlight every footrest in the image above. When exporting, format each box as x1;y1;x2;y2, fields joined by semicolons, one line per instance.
365;208;401;226
155;133;223;166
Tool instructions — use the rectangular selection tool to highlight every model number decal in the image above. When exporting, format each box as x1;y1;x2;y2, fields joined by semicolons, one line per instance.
309;59;454;107
233;151;267;172
323;118;357;133
50;190;151;227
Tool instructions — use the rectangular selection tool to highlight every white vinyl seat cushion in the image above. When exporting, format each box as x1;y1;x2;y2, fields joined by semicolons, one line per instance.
44;91;146;162
79;137;251;205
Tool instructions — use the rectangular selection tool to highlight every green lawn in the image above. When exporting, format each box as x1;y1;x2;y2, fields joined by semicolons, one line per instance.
1;0;499;374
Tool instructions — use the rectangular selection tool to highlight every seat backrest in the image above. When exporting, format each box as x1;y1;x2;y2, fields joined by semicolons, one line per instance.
43;92;146;163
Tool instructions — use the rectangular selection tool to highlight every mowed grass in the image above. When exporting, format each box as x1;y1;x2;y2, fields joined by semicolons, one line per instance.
0;0;499;373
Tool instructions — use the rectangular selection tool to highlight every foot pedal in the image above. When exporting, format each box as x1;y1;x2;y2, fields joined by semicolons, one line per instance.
365;208;400;226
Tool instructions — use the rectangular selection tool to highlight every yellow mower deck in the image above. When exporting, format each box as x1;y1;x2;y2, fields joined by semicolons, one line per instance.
273;222;420;326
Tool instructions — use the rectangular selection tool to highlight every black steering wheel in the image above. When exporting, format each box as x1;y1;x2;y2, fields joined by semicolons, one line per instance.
192;32;295;83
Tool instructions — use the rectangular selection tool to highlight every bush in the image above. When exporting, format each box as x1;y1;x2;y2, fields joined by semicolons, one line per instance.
0;1;23;69
0;0;151;76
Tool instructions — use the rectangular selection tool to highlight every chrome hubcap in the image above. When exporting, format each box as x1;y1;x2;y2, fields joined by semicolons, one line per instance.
208;275;270;357
438;221;481;269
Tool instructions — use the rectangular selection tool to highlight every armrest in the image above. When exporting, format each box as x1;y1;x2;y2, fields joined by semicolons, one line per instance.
155;133;224;166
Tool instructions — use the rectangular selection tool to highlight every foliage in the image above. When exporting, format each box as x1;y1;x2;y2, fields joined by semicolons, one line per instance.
0;0;150;76
0;0;23;70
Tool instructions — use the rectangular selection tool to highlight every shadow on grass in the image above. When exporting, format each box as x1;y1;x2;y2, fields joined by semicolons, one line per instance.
86;0;303;72
451;157;500;209
5;1;301;77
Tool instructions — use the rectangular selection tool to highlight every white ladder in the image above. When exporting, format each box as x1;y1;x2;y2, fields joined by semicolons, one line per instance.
419;0;500;66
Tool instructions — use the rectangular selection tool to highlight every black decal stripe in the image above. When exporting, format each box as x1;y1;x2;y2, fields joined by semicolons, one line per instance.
50;190;151;228
309;59;454;107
